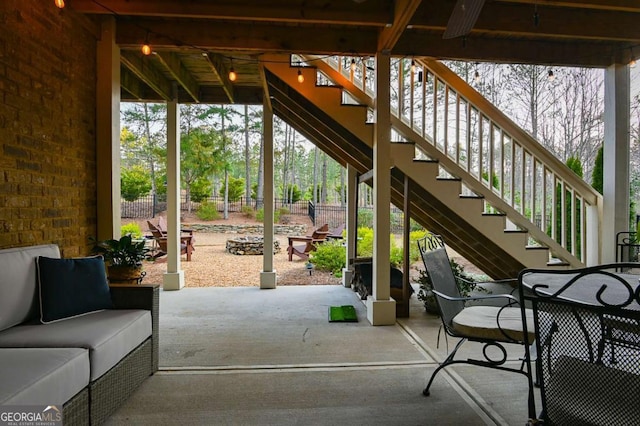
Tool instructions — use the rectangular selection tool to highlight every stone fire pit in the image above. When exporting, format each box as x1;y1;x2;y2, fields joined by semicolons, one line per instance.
226;236;281;255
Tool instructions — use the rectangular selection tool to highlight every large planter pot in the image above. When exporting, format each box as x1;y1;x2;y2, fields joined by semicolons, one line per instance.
107;265;144;285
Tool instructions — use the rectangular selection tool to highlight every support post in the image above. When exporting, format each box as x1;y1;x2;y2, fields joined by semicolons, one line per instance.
367;51;395;326
163;87;184;290
261;97;277;289
343;165;358;288
602;64;630;263
96;17;121;240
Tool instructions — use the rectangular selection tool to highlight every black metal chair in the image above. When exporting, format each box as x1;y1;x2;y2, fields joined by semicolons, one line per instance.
417;234;536;419
519;264;640;425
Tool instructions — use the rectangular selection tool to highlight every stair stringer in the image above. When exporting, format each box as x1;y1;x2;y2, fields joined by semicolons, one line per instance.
263;61;559;278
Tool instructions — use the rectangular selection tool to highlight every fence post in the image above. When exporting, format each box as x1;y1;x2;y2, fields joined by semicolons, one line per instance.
152;193;157;218
308;201;316;225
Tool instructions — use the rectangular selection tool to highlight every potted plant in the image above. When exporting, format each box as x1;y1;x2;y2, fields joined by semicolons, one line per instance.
92;234;150;284
415;258;486;315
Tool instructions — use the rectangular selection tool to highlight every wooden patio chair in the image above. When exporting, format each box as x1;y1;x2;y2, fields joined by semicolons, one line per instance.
147;221;194;262
287;223;330;261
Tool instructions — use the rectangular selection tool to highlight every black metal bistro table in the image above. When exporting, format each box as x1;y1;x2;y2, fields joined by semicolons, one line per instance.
518;264;640;425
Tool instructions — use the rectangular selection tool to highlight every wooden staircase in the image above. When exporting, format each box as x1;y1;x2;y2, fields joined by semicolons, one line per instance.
262;56;600;278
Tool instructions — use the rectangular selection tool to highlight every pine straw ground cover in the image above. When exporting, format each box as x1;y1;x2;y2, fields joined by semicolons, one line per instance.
141;232;343;287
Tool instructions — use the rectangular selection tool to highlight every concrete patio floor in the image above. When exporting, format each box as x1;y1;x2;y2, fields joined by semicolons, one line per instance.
106;285;539;425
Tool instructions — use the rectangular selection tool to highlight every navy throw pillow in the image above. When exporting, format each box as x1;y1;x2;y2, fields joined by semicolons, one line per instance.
36;256;113;323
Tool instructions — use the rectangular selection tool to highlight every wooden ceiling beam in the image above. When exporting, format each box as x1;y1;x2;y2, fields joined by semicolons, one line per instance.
120;51;173;101
69;0;392;26
203;53;234;103
395;31;629;67
494;0;640;13
115;20;379;55
154;52;200;102
411;2;640;43
120;66;145;100
377;0;423;52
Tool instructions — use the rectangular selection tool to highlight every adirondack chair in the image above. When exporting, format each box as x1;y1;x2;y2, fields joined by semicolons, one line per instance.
147;221;194;262
287;223;331;261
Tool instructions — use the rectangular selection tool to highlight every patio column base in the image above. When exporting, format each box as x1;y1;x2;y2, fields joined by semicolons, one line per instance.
260;270;277;289
366;297;396;325
342;268;353;288
163;271;184;291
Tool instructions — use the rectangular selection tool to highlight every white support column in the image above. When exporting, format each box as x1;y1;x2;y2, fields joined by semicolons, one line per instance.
260;99;277;289
602;64;631;263
163;92;184;290
342;164;358;288
95;17;121;240
367;51;395;326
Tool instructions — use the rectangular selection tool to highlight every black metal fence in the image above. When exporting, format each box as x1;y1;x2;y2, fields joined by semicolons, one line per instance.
121;195;407;233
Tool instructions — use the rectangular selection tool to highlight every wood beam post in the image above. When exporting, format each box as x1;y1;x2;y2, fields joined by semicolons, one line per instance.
261;97;277;289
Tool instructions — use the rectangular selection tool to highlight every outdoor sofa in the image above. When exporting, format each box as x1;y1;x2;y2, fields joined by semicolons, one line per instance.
0;244;159;425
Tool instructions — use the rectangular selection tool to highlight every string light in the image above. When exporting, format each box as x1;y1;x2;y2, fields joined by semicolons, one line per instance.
297;69;304;83
411;59;416;74
54;0;65;9
350;58;356;72
474;62;480;83
547;69;555;81
228;67;237;82
630;58;637;68
141;33;152;56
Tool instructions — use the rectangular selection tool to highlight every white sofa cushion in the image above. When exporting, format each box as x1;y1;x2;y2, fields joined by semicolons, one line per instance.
0;244;60;332
0;347;89;405
0;310;151;380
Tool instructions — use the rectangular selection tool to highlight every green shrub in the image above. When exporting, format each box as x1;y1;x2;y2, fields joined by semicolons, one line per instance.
256;208;281;223
241;205;255;219
121;166;152;202
121;223;143;239
190;177;212;203
281;184;302;203
357;209;373;228
196;201;219;221
219;176;245;202
310;239;345;277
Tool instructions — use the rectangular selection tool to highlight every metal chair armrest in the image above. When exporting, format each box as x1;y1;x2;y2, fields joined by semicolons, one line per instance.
432;289;521;306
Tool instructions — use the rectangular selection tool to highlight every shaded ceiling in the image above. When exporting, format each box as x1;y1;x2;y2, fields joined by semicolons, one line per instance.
69;0;640;104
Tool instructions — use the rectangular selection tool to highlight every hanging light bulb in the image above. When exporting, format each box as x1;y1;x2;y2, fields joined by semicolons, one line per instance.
228;67;237;82
630;58;637;68
547;69;555;81
141;43;152;56
474;70;480;84
411;59;416;74
54;0;65;8
297;69;305;84
350;58;356;72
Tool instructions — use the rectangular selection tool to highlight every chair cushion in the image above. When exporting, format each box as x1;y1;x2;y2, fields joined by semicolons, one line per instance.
0;347;89;405
452;306;535;342
37;256;113;323
0;310;151;381
0;244;60;332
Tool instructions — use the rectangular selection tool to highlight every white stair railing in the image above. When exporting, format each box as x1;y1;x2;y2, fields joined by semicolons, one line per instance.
309;55;602;266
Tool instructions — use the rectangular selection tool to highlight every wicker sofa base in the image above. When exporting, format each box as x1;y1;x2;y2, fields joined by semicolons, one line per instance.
89;338;153;425
63;388;90;426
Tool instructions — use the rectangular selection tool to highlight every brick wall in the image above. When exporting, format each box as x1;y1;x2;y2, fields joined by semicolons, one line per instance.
0;1;99;256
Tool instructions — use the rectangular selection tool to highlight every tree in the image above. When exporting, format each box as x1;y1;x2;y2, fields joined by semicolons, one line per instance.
121;166;152;202
190;177;212;203
181;127;222;212
219;176;245;202
591;145;603;195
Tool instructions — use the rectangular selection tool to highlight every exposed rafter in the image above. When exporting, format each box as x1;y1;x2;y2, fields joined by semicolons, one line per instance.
120;51;172;101
203;53;235;103
154;52;200;102
377;0;422;52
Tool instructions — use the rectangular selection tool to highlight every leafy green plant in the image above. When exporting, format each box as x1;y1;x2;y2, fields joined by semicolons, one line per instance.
190;177;212;203
241;205;255;219
310;239;345;277
219;176;245;201
415;258;486;315
91;234;150;267
121;223;143;239
196;201;219;221
121;166;152;202
256;208;281;223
